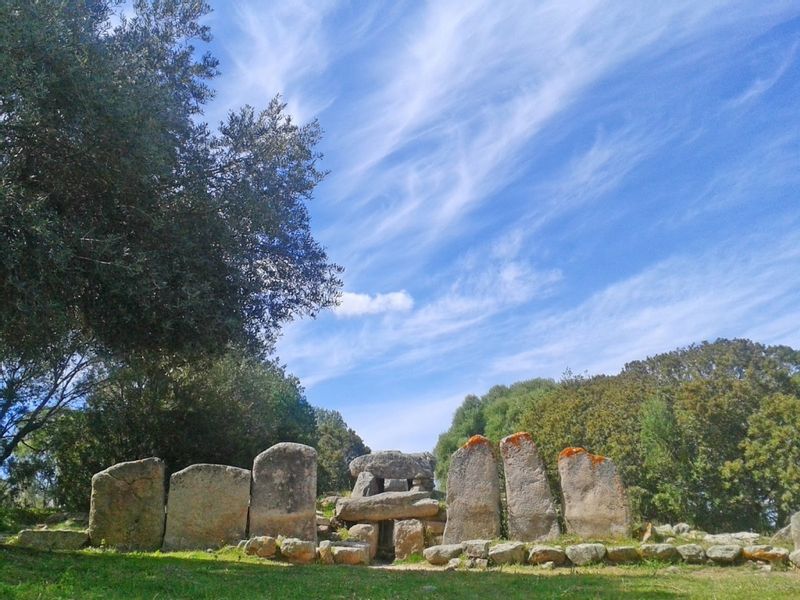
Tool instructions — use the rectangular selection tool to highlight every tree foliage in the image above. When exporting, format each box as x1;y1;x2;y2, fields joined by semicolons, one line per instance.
314;408;370;494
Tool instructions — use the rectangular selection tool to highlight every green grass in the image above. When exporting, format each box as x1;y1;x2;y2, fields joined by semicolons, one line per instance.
2;546;800;599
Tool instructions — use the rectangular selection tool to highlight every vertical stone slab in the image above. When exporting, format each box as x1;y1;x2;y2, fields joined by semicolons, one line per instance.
558;447;631;538
351;471;380;497
442;435;501;544
394;519;425;560
88;457;165;550
250;442;317;542
500;432;560;541
162;464;250;550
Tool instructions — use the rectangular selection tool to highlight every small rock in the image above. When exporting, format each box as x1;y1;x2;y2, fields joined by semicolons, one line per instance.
565;543;607;566
788;549;800;567
445;557;461;571
654;524;674;537
15;529;88;551
540;560;556;570
331;542;370;565
673;523;691;535
488;541;526;565
676;544;706;564
529;545;567;565
317;540;334;564
742;545;789;564
280;538;316;564
606;546;640;563
244;536;277;559
706;544;742;565
640;543;679;562
463;539;491;559
423;544;464;566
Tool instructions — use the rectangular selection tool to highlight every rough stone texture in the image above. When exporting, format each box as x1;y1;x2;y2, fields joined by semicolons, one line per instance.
348;523;378;559
244;536;277;558
640;543;679;562
790;549;800;567
743;545;789;563
446;557;461;571
704;532;760;546
528;545;567;566
443;436;501;543
706;545;742;564
558;448;631;538
676;544;706;564
349;451;435;480
566;543;607;566
467;557;489;570
606;546;640;563
673;523;691;535
16;529;88;551
654;524;674;537
162;464;250;550
489;541;526;565
463;539;491;559
89;457;165;550
424;520;445;536
280;538;316;564
351;472;380;498
250;443;317;542
332;542;370;565
411;478;435;492
335;491;438;522
770;524;791;544
500;432;560;542
384;478;409;492
423;544;464;565
317;540;334;564
394;519;425;560
792;511;800;550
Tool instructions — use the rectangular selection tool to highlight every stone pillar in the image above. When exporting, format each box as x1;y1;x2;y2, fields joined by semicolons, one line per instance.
442;435;501;543
558;447;631;538
500;432;560;541
162;464;250;550
88;457;165;550
250;442;317;542
351;471;380;497
394;519;425;560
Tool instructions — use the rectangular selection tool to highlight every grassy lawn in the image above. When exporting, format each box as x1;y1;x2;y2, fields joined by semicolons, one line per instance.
2;546;800;599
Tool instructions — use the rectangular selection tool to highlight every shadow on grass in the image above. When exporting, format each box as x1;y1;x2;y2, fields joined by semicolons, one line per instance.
1;546;683;599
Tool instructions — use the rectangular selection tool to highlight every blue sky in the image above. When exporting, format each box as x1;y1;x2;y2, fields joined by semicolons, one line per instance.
199;1;799;453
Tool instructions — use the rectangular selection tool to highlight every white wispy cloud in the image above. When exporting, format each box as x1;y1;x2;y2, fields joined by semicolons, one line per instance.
334;291;414;317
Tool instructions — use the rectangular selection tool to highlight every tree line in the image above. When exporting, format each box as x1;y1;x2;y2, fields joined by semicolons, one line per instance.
434;339;800;532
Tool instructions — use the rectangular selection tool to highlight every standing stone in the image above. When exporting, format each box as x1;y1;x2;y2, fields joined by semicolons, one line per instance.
89;457;165;550
443;435;501;543
792;511;800;550
500;432;560;541
558;447;631;538
394;519;425;560
163;464;250;550
250;443;317;542
351;471;380;498
348;523;378;559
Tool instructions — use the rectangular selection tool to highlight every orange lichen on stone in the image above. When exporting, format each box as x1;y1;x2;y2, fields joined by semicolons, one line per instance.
502;432;532;447
463;434;491;449
558;447;586;460
589;453;607;466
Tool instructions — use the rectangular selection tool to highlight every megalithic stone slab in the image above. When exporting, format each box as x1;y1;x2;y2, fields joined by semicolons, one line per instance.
335;491;439;521
500;432;560;542
89;457;166;550
558;447;631;538
351;471;380;497
250;442;317;542
162;464;250;550
442;435;501;544
349;451;435;479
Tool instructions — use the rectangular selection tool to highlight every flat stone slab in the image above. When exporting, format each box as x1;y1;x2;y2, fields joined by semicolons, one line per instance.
331;542;370;565
349;451;435;480
424;544;464;565
163;464;250;550
529;545;567;565
335;491;439;521
706;544;742;564
566;543;606;566
640;543;679;562
279;538;316;564
606;546;640;563
489;541;526;565
16;529;88;551
677;544;706;564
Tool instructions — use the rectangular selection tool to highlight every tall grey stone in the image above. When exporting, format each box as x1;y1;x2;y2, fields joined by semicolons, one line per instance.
792;511;800;550
89;457;165;550
250;443;317;542
351;471;380;497
349;451;435;480
500;432;560;541
442;435;501;544
558;447;631;538
162;464;250;550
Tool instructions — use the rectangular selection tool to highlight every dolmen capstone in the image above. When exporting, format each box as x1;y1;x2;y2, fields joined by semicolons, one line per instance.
558;447;631;538
162;464;250;550
443;435;501;543
250;442;317;542
348;450;435;495
88;457;165;550
500;432;560;541
335;491;439;521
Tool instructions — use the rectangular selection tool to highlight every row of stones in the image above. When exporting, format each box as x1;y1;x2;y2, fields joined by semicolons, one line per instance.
443;433;629;544
87;442;318;551
423;540;800;568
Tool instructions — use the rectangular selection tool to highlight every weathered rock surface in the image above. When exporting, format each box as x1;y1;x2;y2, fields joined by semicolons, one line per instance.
411;478;435;492
394;519;425;560
704;532;760;546
335;491;439;522
244;536;277;558
384;478;409;492
280;538;316;564
790;549;800;567
743;545;789;563
706;545;742;564
349;451;435;480
332;541;371;565
500;432;560;542
89;457;165;550
676;544;706;564
162;464;250;551
463;539;491;559
489;541;526;565
558;448;630;538
792;511;800;550
424;520;445;536
770;524;791;544
16;529;88;551
640;543;679;562
606;546;640;563
424;544;464;565
442;436;501;543
317;540;334;564
250;443;317;542
348;523;378;559
566;543;607;566
528;545;567;565
673;523;691;535
351;472;380;498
